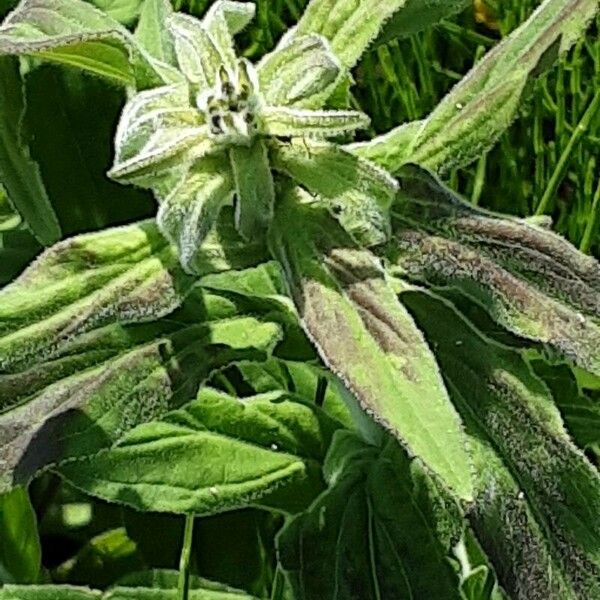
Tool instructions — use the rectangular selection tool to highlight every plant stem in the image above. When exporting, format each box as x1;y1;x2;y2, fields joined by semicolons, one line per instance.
178;514;195;600
535;89;600;215
580;176;600;255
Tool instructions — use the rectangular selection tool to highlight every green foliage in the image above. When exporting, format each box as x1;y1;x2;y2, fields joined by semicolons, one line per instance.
0;0;599;599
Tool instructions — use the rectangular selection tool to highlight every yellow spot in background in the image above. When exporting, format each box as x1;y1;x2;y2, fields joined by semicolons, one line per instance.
474;0;500;30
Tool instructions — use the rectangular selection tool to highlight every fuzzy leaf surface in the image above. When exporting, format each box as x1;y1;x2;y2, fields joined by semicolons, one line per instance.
404;290;600;599
270;194;473;500
0;0;164;87
386;166;600;376
350;0;599;173
0;220;273;491
294;0;408;68
270;141;396;246
59;387;339;515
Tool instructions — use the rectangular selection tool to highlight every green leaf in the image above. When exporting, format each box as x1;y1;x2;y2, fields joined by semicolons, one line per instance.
89;0;143;25
108;82;211;187
375;0;470;44
59;387;339;515
530;361;600;455
294;0;408;68
0;57;61;246
0;0;165;88
0;570;258;599
350;0;599;173
134;0;175;65
0;220;192;371
107;570;258;599
404;290;600;598
0;586;100;599
230;141;274;241
278;431;463;600
257;34;342;108
270;194;474;500
0;220;273;491
270;141;396;246
157;158;234;274
23;64;155;237
261;106;369;138
0;487;41;584
53;528;144;588
386;165;600;376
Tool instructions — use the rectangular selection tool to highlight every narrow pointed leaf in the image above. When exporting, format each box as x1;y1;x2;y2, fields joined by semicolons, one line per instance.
405;290;600;599
278;431;463;600
59;387;339;515
109;83;212;186
0;57;61;246
0;0;164;88
386;166;600;376
258;34;342;108
230;141;274;241
270;140;396;246
294;0;408;68
351;0;599;173
261;106;369;137
157;158;234;274
168;12;223;87
134;0;175;65
270;196;473;500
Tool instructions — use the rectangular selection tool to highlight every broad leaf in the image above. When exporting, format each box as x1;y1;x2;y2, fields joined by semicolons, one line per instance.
0;569;258;599
0;57;60;246
404;290;600;599
376;0;470;44
0;0;165;88
59;387;340;515
0;219;273;491
350;0;599;173
269;192;474;500
385;166;600;376
278;431;463;600
0;487;40;584
294;0;408;68
91;0;143;25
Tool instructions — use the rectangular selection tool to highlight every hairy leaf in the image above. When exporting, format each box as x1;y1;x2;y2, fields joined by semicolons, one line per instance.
59;387;338;515
0;0;165;88
230;141;274;241
157;158;234;274
270;141;396;246
350;0;599;173
386;166;600;376
278;431;463;600
0;57;60;246
376;0;470;44
134;0;175;65
0;569;257;599
90;0;143;25
0;220;273;491
0;487;40;584
270;193;473;500
294;0;408;68
257;34;342;108
404;290;600;599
